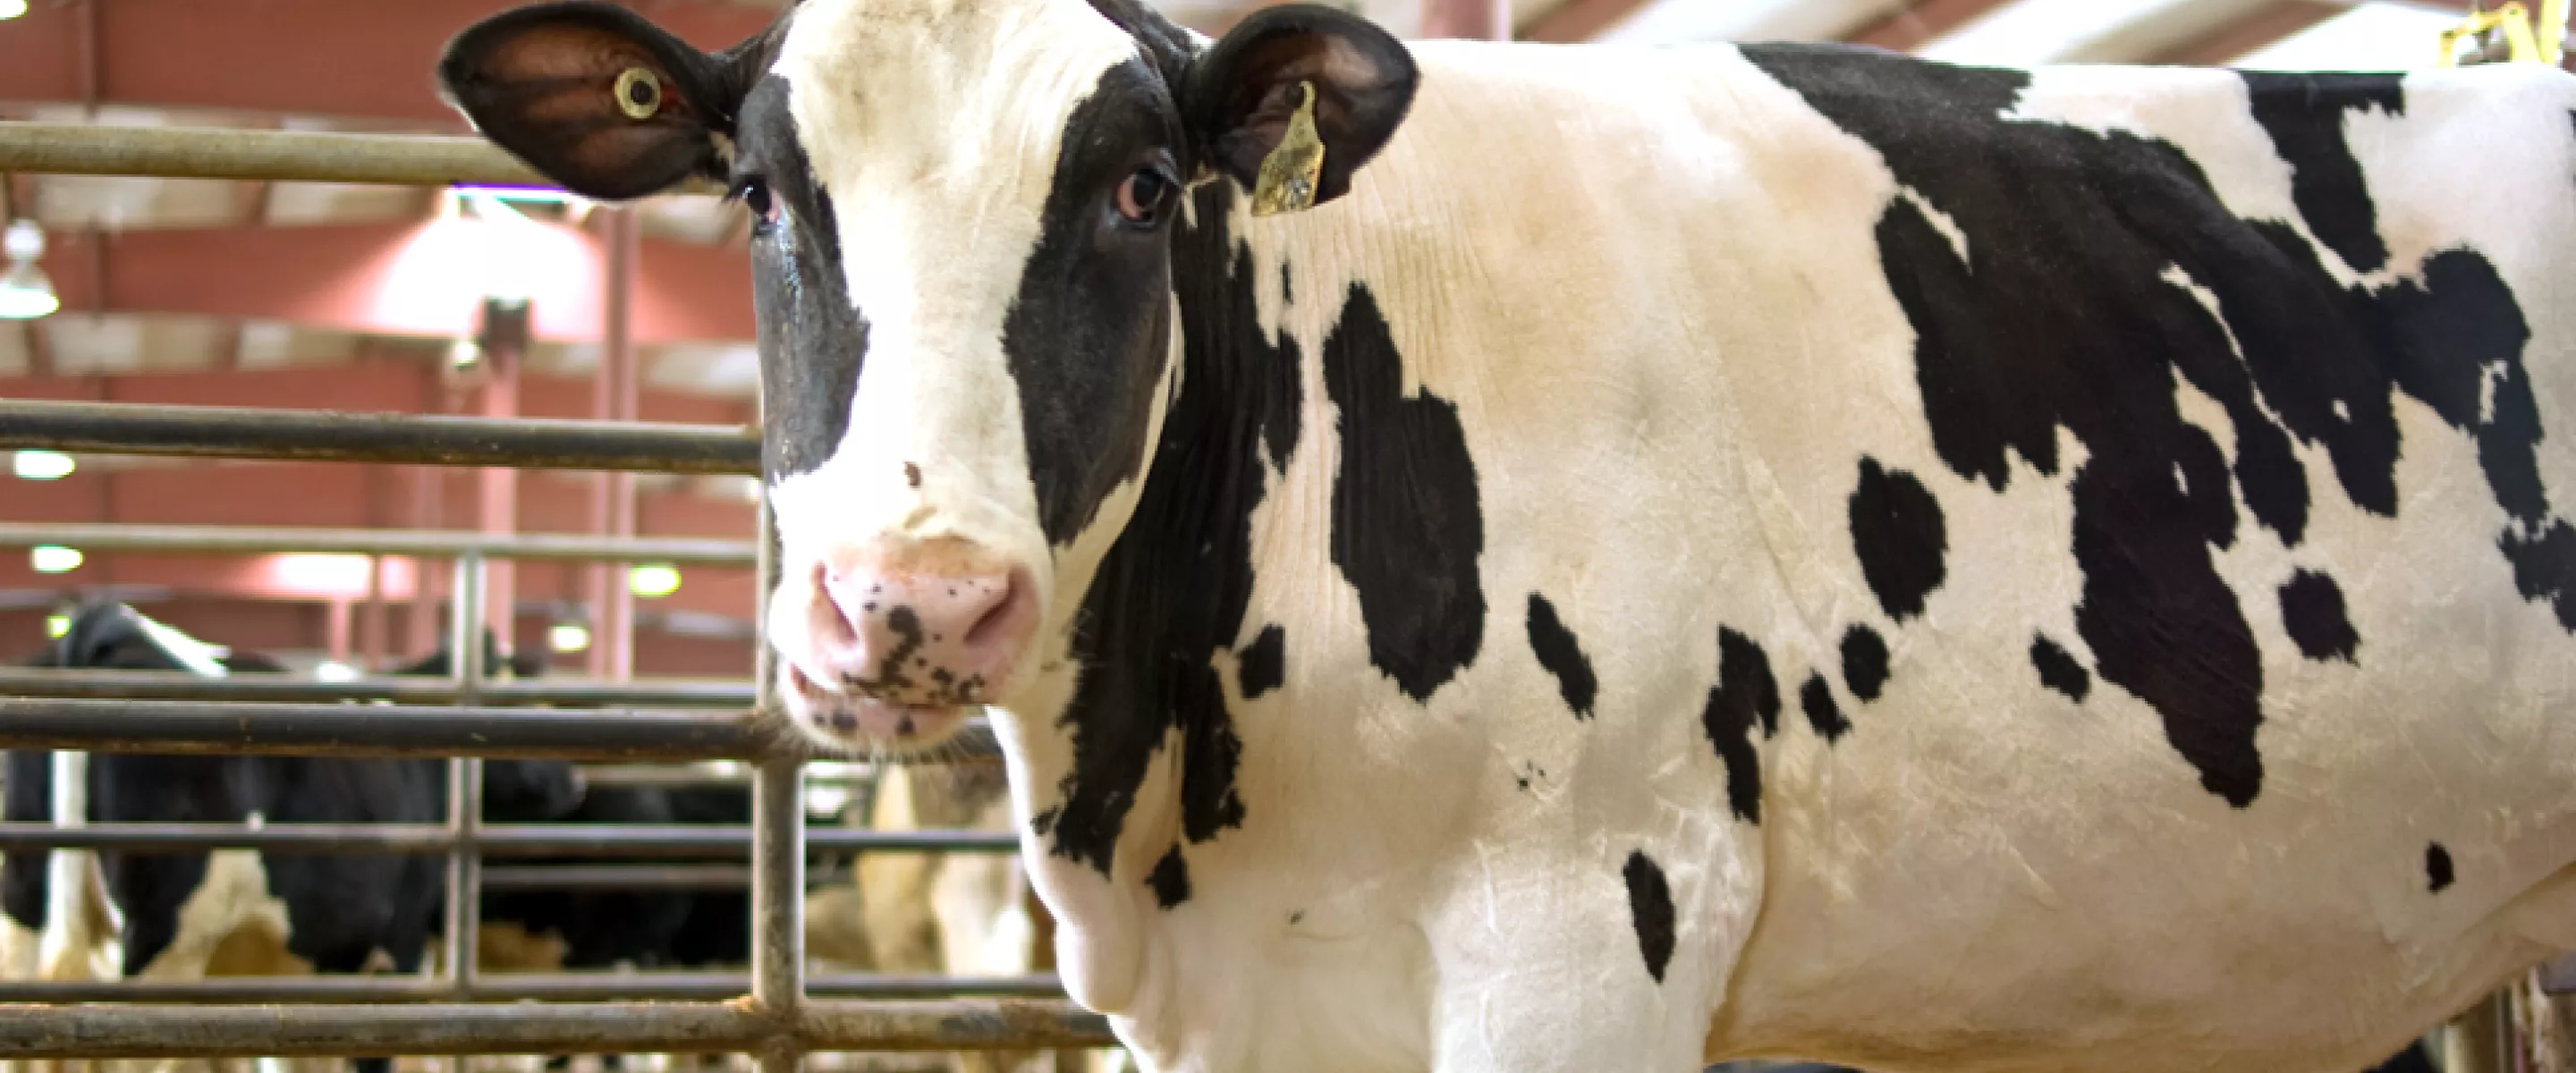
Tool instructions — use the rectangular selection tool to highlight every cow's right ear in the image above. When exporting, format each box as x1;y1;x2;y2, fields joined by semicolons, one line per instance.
439;2;740;201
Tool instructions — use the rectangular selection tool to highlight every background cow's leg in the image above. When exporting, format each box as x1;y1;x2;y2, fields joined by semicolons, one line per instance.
2449;992;2513;1073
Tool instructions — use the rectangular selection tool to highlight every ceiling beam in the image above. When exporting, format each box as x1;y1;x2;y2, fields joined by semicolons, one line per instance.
2152;0;2346;65
1848;0;2024;51
0;0;778;126
36;220;757;344
1521;0;1657;43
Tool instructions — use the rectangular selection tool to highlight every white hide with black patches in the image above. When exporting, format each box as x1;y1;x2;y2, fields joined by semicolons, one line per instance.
624;3;2576;1069
1001;42;2576;1073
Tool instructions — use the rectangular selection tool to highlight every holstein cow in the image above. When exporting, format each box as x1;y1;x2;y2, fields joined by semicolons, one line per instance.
444;3;2576;1070
3;605;585;1073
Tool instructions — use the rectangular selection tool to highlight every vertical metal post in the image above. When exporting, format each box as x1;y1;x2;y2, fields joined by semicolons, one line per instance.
750;498;804;1072
361;554;390;672
592;207;641;682
2451;992;2513;1073
324;598;353;666
1419;0;1509;39
38;749;91;977
407;467;444;662
440;555;486;997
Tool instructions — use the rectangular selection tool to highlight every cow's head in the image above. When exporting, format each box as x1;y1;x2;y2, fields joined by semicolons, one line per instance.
441;0;1415;752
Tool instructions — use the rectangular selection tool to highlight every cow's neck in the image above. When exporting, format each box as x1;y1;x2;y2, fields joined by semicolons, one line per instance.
1022;180;1286;881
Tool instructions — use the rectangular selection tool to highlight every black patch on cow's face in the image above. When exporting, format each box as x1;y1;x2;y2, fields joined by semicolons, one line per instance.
1001;59;1187;545
2241;73;2403;275
1840;624;1889;702
1701;628;1778;824
1746;47;2567;808
1148;844;1191;908
1325;284;1486;703
1524;594;1598;721
1850;457;1947;621
2030;634;2091;702
1238;624;1286;698
1622;850;1677;984
1799;673;1851;742
2279;569;2360;663
736;76;867;482
2425;842;2454;892
1038;184;1296;875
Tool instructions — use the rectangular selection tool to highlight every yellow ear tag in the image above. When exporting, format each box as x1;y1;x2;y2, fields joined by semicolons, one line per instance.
614;67;663;121
1250;81;1326;218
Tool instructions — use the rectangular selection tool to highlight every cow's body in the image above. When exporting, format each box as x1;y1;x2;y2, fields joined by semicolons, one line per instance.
1002;46;2576;1073
441;4;2576;1070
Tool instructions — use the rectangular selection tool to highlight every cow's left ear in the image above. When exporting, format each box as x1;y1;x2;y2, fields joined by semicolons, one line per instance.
438;1;745;201
1181;4;1419;212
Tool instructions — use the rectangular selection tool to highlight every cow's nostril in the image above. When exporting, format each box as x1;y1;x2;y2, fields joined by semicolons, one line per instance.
962;569;1032;652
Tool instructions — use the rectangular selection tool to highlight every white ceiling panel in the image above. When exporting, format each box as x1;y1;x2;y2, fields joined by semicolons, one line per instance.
1597;0;1906;45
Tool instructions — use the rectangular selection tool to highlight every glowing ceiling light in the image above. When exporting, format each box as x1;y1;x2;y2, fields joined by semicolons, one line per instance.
314;661;361;683
13;450;74;480
30;545;83;574
44;613;69;638
452;185;582;206
548;621;593;653
0;220;56;320
0;1;28;22
629;564;682;598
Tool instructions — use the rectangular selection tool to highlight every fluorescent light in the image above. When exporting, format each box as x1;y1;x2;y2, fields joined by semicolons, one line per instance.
30;545;83;574
548;621;593;653
452;185;582;206
0;262;55;319
0;0;27;21
0;220;55;321
273;553;372;594
629;564;682;598
13;451;73;481
315;661;360;682
44;613;68;638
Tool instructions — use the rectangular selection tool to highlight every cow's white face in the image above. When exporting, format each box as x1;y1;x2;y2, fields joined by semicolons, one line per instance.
441;0;1416;753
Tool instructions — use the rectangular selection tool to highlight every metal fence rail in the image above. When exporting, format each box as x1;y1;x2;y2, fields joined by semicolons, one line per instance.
0;697;1002;760
0;521;758;563
0;974;1076;1004
0;1001;1106;1059
0;400;760;474
0;823;1020;856
0;122;727;194
0;668;757;706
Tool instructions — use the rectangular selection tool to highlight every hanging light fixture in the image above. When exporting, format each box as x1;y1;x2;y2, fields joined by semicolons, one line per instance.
0;219;58;320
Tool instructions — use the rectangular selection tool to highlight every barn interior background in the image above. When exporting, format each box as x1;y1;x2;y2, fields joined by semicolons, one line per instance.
0;1;2568;1072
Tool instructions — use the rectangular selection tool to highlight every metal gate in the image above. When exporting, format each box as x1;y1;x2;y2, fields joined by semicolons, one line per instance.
0;123;1113;1069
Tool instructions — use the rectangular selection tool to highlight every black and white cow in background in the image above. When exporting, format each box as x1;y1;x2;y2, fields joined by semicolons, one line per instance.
2;604;588;1073
445;2;2576;1069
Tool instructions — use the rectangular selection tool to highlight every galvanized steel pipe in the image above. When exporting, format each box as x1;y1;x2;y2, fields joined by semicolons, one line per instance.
0;123;726;195
0;668;755;707
0;822;1020;855
0;1000;1113;1057
0;400;759;474
0;522;755;564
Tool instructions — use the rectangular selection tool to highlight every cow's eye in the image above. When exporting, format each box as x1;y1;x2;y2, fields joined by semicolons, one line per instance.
730;176;780;230
1114;167;1174;226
